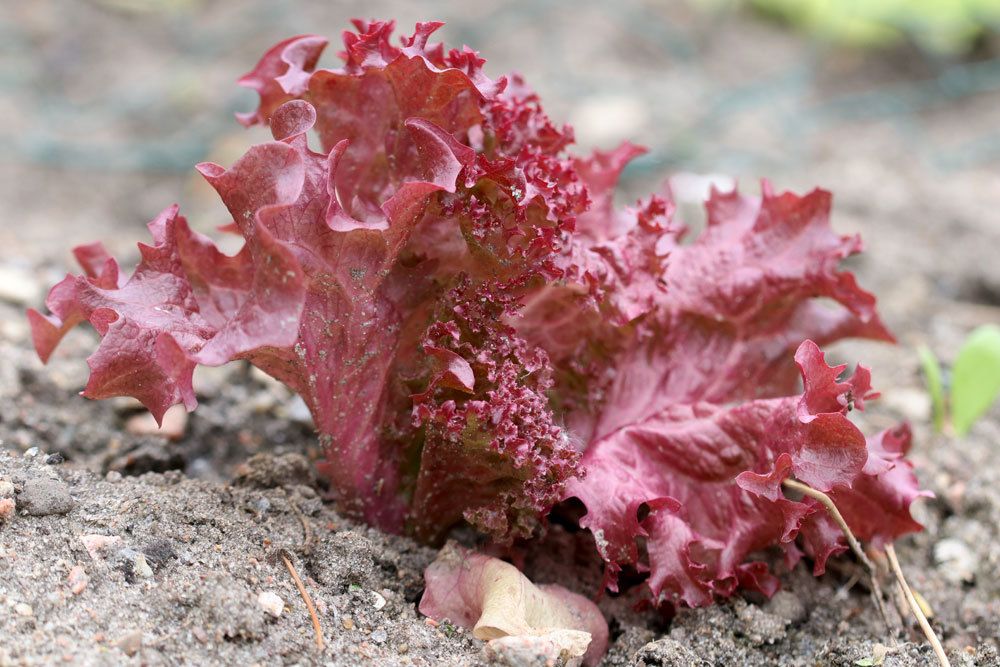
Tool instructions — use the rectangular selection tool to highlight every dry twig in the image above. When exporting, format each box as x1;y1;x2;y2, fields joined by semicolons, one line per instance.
782;478;894;635
885;544;950;667
287;493;313;553
281;551;324;651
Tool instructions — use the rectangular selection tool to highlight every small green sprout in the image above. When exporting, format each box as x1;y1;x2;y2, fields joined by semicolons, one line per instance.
918;344;945;432
919;324;1000;435
855;644;887;666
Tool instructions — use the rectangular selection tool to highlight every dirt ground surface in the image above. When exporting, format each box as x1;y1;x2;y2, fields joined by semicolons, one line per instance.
3;1;1000;665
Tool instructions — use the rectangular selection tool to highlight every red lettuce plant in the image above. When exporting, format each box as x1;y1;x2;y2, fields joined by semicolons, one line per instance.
29;20;926;608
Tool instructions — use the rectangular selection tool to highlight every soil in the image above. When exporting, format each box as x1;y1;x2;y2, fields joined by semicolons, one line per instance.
3;1;1000;665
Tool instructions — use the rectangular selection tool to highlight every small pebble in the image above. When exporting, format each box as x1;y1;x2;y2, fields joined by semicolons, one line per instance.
23;447;40;458
14;603;33;617
342;617;355;631
142;538;176;568
81;534;123;563
18;477;74;516
633;637;701;665
0;498;15;523
116;630;143;657
68;565;89;595
248;390;277;413
253;497;271;514
764;590;807;624
0;480;15;498
45;453;65;465
370;628;388;644
735;599;788;645
935;538;978;584
105;471;123;483
371;590;387;610
484;630;591;666
134;553;154;578
257;591;284;618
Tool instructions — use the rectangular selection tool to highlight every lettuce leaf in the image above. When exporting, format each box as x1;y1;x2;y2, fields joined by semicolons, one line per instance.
29;20;926;614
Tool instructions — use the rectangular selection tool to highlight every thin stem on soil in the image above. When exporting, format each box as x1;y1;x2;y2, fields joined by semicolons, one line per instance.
286;491;313;553
834;570;860;599
281;552;325;651
885;544;950;667
782;479;873;570
781;478;894;636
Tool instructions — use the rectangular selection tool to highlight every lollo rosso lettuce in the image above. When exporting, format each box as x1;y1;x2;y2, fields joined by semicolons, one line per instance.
29;20;926;608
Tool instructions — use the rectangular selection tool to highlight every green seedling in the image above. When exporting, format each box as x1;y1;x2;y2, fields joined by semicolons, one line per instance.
952;324;1000;435
920;324;1000;435
918;344;945;432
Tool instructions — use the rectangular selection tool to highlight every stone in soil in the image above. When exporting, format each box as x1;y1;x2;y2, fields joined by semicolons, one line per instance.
133;553;154;578
116;630;143;657
483;630;592;667
17;477;74;516
67;565;89;595
734;599;788;646
142;538;176;569
257;591;284;618
934;538;978;584
763;590;807;624
80;534;123;563
178;575;267;640
233;451;314;489
0;497;14;523
631;638;701;666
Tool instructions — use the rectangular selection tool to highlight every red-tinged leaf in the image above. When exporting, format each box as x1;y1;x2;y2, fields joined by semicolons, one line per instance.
236;35;328;127
268;98;317;142
29;204;307;424
567;339;920;607
798;511;851;575
405;117;476;192
30;18;926;611
188;223;305;366
661;183;892;385
408;287;580;544
795;337;877;421
31;206;212;422
573;141;649;243
551;182;895;446
28;280;89;364
413;346;475;403
226;23;583;538
199;100;458;528
72;242;122;287
827;424;933;549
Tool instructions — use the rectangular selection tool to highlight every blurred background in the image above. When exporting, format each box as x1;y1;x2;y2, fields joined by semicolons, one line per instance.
3;0;1000;374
